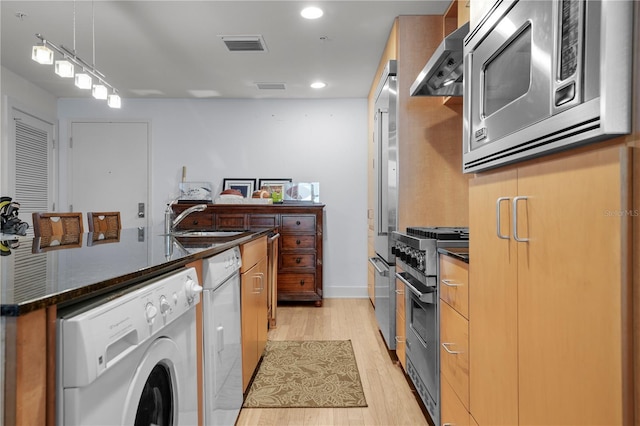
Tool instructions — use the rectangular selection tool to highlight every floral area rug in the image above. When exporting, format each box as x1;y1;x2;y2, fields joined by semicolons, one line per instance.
243;340;367;408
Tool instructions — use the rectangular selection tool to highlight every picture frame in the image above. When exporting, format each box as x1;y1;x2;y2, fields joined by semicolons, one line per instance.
258;179;292;203
222;178;256;198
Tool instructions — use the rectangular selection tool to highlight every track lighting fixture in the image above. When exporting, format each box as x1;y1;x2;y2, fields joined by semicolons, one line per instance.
31;1;122;108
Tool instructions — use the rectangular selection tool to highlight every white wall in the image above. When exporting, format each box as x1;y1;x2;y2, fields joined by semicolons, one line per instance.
0;66;57;196
57;97;369;298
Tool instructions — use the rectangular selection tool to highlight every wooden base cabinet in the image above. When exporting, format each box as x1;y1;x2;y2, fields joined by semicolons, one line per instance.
468;146;633;425
240;236;268;391
439;253;470;426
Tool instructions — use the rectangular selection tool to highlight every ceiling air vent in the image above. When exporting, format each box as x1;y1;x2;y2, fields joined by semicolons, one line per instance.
256;82;286;90
219;35;268;52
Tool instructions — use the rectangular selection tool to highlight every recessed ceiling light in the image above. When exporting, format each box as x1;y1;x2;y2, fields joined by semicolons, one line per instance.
301;6;323;19
310;81;326;89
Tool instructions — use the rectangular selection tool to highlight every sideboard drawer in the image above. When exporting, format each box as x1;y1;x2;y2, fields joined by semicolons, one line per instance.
278;273;316;293
281;235;315;250
281;215;315;232
280;253;316;269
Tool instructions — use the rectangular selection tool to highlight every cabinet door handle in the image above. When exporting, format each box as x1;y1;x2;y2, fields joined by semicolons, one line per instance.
496;197;510;240
441;342;462;354
512;196;529;242
394;336;405;343
395;289;404;295
441;279;461;287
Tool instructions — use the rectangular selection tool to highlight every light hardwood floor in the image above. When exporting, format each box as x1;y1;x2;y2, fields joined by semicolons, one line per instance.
236;298;430;426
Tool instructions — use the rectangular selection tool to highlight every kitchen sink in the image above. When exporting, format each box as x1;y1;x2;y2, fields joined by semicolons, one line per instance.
174;231;245;237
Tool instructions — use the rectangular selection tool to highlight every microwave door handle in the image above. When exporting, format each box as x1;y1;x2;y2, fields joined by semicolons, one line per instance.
463;52;472;140
368;257;389;276
496;197;511;239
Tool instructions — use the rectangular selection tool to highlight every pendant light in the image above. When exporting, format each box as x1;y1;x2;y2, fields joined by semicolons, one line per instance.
30;1;121;108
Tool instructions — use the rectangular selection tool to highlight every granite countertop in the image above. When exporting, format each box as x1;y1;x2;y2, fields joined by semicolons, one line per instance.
438;246;469;263
0;225;269;316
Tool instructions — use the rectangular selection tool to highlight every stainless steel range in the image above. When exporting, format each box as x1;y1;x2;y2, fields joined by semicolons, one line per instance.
392;226;469;425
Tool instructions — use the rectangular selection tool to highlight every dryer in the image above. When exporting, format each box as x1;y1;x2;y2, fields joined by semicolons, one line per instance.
57;267;202;425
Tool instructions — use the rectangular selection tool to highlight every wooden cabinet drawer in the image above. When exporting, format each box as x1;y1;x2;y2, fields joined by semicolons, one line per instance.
173;211;213;230
281;215;315;232
215;213;248;230
440;255;469;319
278;273;315;293
249;214;278;229
441;375;470;426
441;300;469;410
280;234;315;250
281;253;315;269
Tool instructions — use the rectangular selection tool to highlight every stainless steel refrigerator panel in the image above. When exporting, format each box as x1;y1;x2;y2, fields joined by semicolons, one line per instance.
373;60;398;263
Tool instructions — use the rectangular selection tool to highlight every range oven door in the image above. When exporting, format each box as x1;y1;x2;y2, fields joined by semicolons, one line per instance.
370;255;396;350
397;270;439;423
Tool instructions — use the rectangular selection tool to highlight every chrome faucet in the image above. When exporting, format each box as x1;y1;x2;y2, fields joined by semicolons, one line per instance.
164;202;208;234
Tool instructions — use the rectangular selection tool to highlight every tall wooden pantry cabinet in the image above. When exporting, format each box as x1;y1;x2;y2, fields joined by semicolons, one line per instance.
468;145;634;425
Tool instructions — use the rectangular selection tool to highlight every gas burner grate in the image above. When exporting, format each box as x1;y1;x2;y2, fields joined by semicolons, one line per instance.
405;226;469;240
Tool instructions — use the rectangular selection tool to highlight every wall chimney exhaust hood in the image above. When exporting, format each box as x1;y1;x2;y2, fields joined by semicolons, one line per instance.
410;22;469;97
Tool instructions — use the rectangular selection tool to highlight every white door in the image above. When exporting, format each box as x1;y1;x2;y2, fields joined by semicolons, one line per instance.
8;108;55;232
70;121;149;229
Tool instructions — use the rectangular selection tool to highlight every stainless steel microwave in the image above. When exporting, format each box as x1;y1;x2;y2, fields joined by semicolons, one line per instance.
462;0;634;173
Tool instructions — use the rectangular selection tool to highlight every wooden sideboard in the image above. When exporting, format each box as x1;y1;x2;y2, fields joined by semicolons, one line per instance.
172;203;325;306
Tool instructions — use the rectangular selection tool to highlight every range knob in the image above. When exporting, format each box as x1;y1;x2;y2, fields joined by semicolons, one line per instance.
410;250;418;267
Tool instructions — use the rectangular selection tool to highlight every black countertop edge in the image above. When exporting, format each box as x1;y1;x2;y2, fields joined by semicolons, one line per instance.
437;247;469;263
1;229;271;317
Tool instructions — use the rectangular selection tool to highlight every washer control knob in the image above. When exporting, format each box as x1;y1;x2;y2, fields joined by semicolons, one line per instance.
145;302;158;324
184;276;203;303
159;296;171;315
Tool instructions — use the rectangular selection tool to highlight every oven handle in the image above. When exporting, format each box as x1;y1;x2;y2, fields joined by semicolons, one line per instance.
368;257;389;276
396;271;436;304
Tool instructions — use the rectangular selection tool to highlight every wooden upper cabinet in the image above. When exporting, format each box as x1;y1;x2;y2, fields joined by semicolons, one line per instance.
469;145;633;425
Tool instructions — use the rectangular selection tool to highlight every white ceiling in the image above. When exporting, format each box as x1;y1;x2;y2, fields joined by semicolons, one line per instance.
1;1;452;100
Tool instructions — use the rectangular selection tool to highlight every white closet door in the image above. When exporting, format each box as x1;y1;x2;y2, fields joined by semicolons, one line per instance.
70;121;150;229
11;108;54;233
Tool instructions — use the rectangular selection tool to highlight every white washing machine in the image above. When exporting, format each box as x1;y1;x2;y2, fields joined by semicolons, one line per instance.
57;267;203;426
202;247;243;426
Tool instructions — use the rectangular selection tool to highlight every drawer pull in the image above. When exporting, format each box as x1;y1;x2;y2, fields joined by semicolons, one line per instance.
441;342;462;354
296;220;301;225
295;257;302;264
296;239;301;245
299;279;305;286
193;220;199;225
441;279;462;287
